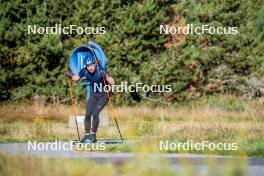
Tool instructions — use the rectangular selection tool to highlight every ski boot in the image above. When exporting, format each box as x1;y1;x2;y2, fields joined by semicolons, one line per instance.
85;133;97;144
79;134;90;143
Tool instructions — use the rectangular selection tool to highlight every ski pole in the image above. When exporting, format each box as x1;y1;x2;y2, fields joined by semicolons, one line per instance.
93;55;124;143
114;117;123;142
102;78;124;142
67;77;80;140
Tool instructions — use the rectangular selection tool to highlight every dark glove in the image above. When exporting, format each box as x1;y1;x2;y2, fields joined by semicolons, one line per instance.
65;69;73;79
100;70;108;78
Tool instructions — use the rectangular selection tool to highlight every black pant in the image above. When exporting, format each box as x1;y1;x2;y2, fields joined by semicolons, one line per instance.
84;92;108;133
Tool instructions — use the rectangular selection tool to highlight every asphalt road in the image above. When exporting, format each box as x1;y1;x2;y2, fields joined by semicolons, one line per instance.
0;142;263;176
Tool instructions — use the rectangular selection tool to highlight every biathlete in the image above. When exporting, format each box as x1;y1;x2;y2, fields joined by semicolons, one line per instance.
66;55;115;143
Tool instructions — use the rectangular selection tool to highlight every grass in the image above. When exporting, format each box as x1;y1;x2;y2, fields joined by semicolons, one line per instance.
0;150;250;176
0;95;264;156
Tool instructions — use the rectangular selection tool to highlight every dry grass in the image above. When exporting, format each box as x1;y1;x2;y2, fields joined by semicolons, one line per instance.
1;95;263;122
0;95;264;156
1;103;263;124
112;104;264;122
0;102;85;121
0;151;249;176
